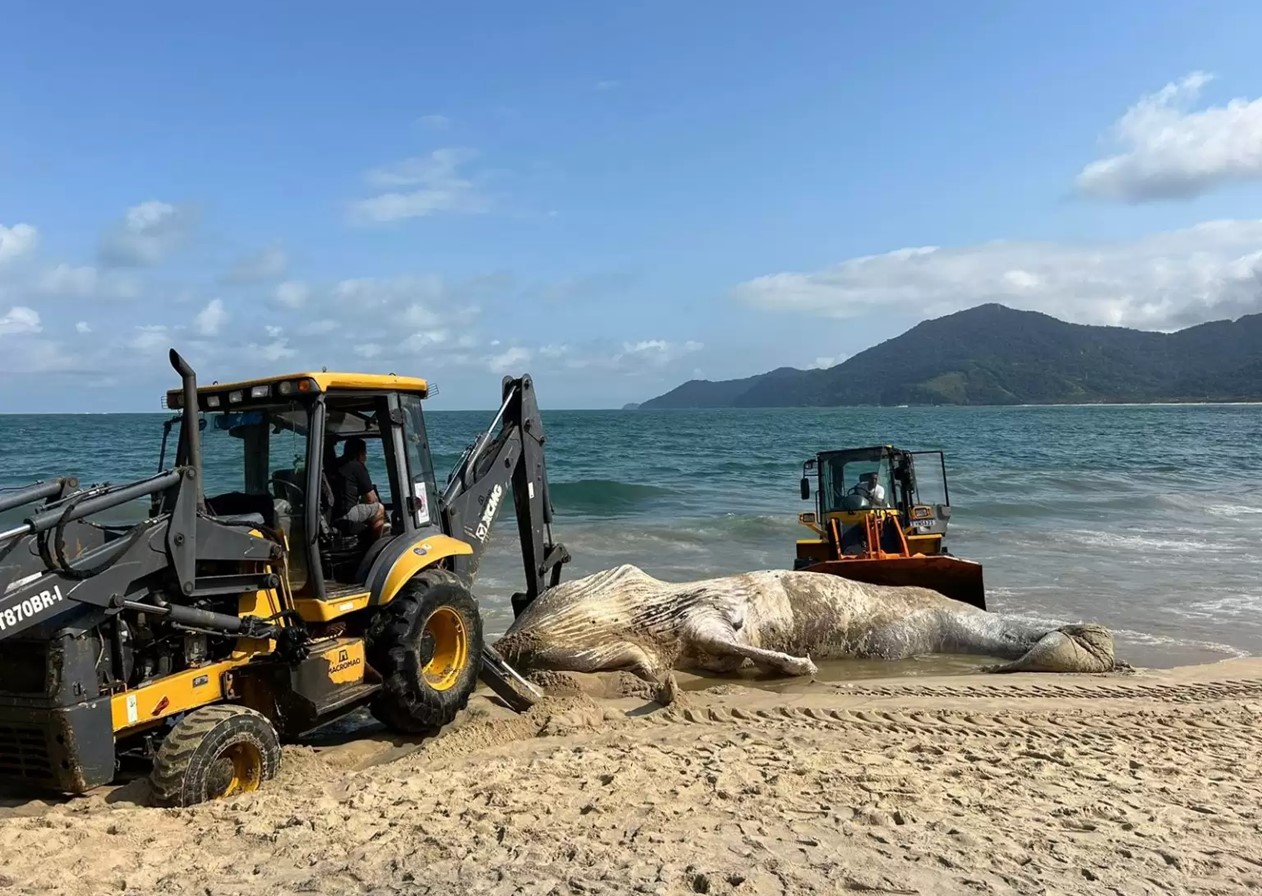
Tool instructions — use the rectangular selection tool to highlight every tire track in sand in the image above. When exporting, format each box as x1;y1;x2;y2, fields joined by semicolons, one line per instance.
820;676;1262;704
646;703;1259;750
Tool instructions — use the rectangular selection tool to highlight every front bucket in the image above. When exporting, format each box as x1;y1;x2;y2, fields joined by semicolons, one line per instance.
801;555;986;610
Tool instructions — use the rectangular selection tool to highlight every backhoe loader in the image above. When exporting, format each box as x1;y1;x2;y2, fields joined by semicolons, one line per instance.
0;349;570;806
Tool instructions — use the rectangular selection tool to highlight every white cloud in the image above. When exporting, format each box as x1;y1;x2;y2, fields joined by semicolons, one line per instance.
0;223;39;264
131;325;171;352
814;356;840;369
486;346;531;371
323;276;482;339
618;339;704;365
403;330;450;351
535;338;704;375
731;219;1262;330
98;200;196;267
226;246;288;283
0;306;41;335
1076;72;1262;202
275;280;310;308
32;264;141;301
401;303;443;328
0;339;84;375
0;224;615;405
595;80;622;91
418;114;450;130
333;274;443;309
349;149;492;224
301;319;339;335
194;298;227;336
250;338;296;363
36;264;98;297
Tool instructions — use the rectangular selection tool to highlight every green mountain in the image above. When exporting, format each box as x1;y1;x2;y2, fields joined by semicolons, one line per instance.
641;304;1262;408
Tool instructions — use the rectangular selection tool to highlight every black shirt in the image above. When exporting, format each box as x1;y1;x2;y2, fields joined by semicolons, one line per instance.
334;457;373;516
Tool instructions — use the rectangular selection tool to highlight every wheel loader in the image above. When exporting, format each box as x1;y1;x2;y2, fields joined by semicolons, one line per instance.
793;444;986;609
0;349;570;806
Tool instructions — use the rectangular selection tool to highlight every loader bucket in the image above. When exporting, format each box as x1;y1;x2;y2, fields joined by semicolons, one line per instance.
800;555;986;610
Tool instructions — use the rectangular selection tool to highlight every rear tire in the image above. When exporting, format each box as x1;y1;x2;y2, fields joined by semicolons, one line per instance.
366;575;483;734
149;705;281;807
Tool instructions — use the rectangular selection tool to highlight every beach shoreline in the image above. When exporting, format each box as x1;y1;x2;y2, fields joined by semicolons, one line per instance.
1;653;1259;894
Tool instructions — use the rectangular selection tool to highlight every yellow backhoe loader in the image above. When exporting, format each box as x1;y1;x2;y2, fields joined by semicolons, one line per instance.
0;349;569;806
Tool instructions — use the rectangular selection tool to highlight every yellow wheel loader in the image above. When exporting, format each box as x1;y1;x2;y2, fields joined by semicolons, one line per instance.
793;444;986;610
0;349;569;806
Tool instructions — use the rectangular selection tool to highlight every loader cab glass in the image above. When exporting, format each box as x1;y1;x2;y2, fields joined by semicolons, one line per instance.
157;386;431;600
904;451;949;511
160;403;316;585
398;393;438;528
817;447;895;514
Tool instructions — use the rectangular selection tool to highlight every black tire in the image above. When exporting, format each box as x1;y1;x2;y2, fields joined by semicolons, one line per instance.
149;704;281;807
366;574;484;734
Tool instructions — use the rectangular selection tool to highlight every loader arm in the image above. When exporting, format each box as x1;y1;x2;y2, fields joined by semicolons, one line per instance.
438;374;571;617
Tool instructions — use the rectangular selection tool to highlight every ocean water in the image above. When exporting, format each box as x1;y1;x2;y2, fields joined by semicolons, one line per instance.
2;405;1260;670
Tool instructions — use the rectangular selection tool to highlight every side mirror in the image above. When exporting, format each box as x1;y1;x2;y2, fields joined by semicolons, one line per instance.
800;476;810;500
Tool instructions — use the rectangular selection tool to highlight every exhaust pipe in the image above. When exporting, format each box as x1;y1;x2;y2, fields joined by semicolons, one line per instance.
169;348;206;512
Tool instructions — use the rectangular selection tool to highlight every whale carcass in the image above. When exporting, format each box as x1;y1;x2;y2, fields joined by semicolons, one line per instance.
494;564;1119;683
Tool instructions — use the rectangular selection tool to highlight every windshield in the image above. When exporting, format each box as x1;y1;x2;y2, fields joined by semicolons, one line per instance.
908;451;949;507
819;447;893;512
161;402;314;589
160;404;311;523
180;406;311;499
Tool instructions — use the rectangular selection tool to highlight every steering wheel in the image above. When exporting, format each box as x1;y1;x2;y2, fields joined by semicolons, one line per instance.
269;476;305;504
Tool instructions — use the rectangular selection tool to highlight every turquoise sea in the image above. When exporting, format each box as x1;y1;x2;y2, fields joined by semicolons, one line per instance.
3;405;1260;670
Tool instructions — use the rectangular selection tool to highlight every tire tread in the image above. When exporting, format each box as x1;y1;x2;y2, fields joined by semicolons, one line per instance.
366;570;483;734
149;704;281;807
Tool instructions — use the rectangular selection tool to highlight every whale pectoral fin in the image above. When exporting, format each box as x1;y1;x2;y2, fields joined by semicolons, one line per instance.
684;621;817;678
525;643;662;681
585;643;663;683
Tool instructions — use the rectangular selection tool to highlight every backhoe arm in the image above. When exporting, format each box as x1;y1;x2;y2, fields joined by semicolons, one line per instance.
439;374;571;616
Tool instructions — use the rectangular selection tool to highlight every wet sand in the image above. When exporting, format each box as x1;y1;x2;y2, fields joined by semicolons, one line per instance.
1;655;1260;895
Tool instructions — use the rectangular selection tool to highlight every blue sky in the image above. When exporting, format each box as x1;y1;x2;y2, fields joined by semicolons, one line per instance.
3;1;1262;411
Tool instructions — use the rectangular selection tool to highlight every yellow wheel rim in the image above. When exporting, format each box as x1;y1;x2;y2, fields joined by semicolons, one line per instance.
207;741;263;799
422;606;469;691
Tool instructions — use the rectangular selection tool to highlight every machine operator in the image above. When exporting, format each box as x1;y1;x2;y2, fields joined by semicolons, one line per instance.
331;437;387;540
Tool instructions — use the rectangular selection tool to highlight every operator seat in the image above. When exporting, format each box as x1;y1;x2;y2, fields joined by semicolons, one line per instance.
204;491;274;528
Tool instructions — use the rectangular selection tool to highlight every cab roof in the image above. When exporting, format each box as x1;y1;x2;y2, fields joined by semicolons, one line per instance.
165;370;429;408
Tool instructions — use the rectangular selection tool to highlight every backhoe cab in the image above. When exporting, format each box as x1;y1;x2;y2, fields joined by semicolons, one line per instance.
793;444;985;609
0;350;569;806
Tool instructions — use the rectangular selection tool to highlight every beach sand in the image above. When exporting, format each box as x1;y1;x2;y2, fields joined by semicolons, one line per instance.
1;657;1260;895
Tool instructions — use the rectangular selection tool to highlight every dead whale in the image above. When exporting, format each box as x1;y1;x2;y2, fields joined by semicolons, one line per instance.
494;564;1119;683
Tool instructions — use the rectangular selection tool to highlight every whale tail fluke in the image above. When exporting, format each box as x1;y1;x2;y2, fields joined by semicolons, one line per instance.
984;623;1118;674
